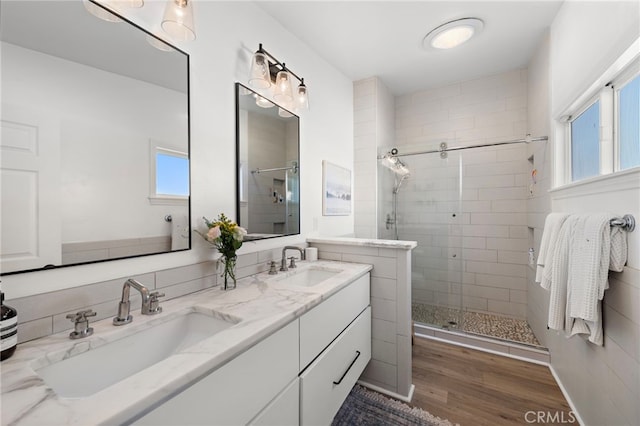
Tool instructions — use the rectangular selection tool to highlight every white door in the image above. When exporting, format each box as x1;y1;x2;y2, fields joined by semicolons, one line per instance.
1;104;61;272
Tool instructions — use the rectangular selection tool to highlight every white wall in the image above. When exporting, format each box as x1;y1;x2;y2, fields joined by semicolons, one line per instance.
3;1;354;299
533;2;640;424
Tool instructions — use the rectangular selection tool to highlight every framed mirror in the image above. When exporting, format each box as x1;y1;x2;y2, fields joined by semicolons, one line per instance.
0;1;190;275
236;83;300;241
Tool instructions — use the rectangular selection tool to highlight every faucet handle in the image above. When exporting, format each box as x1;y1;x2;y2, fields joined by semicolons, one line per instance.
148;291;164;314
67;310;96;339
67;309;96;322
268;261;278;275
288;256;297;269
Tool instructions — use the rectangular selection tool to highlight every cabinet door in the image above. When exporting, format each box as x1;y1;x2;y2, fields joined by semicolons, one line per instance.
134;320;299;426
299;273;370;370
300;307;371;426
249;378;299;426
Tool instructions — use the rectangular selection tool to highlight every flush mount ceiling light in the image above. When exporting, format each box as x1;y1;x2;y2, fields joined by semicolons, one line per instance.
248;43;309;113
423;18;484;50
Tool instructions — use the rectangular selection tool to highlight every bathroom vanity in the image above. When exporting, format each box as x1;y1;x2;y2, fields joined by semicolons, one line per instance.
0;261;372;425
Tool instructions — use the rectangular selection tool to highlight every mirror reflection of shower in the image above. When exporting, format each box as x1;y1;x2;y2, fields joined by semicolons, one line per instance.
379;149;410;240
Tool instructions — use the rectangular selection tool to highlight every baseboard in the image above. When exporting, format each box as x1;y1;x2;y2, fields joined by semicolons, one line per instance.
357;380;415;403
548;364;585;426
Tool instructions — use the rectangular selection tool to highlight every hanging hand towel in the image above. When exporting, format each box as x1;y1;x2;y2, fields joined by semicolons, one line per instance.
546;215;577;331
565;213;627;345
536;213;569;289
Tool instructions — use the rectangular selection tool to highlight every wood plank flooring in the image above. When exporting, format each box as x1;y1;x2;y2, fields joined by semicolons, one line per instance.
410;337;574;425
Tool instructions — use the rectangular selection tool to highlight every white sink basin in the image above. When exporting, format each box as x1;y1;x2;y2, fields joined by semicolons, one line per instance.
274;267;341;287
36;311;238;398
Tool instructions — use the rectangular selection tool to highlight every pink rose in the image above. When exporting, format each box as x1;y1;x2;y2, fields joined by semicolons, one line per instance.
207;226;221;241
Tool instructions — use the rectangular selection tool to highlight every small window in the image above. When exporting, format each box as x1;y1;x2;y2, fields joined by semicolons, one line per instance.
156;152;189;196
618;74;640;170
571;101;600;181
149;140;189;205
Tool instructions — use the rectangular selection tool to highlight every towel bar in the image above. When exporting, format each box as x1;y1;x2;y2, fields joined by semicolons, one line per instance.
610;214;635;232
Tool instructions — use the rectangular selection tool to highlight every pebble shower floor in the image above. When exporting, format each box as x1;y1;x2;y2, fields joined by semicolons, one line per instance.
412;303;542;347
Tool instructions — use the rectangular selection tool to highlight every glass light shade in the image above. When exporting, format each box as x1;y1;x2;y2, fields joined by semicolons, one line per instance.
431;26;474;49
278;107;294;118
146;34;175;52
296;83;309;110
162;0;196;42
113;0;143;7
255;94;275;108
423;18;483;50
83;0;123;22
274;70;293;103
248;52;272;89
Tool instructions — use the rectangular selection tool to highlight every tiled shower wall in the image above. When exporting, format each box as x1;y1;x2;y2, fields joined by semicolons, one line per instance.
390;70;531;319
353;77;394;239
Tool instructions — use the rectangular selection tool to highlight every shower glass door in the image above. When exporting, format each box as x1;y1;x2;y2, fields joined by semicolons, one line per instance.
377;148;464;331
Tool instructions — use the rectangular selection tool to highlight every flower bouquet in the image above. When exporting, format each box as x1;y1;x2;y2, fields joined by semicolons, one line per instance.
197;213;247;290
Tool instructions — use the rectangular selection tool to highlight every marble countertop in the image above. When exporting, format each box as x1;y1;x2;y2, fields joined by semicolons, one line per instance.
307;236;417;250
1;260;372;426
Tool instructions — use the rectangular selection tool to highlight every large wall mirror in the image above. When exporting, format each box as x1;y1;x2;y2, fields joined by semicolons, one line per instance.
236;83;300;241
0;1;190;275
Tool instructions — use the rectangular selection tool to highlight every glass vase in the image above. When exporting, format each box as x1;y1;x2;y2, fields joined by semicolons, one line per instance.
220;255;237;290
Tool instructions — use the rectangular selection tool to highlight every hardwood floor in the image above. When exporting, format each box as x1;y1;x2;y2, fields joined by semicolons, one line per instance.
410;337;574;426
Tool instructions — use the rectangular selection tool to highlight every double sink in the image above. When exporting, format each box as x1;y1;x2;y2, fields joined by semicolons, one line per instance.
34;265;342;399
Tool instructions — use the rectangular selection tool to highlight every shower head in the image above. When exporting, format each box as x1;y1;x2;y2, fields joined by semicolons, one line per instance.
380;149;410;176
393;173;410;194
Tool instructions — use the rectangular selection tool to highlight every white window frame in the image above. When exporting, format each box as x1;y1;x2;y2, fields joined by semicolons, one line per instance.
148;139;189;206
555;39;640;188
613;64;640;172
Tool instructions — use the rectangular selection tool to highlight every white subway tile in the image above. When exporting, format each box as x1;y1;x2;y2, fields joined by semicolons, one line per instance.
362;360;398;388
475;273;527;290
372;338;398;365
371;277;397;301
462;224;510;238
463;175;516;189
371;297;397;322
491;200;528;213
486;238;528;251
466;261;527;278
498;250;528;265
509;289;527;304
487;300;526;318
470;213;527;226
462;248;498;262
478;187;528;200
463;284;509;301
372;318;396;344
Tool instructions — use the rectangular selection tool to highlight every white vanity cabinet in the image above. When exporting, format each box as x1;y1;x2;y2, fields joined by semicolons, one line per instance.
133;272;371;426
298;273;371;425
134;320;299;426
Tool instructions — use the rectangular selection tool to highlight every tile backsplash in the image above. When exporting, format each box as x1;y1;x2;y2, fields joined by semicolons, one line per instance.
8;245;302;344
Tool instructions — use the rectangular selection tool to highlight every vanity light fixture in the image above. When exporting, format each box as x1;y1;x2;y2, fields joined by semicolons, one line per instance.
83;0;123;23
248;44;309;112
162;0;196;41
423;18;484;50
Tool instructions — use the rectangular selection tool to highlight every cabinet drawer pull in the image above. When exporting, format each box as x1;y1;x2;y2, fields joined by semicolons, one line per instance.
332;350;361;385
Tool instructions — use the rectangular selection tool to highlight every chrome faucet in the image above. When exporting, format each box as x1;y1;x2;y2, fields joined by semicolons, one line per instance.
280;246;306;271
113;279;164;326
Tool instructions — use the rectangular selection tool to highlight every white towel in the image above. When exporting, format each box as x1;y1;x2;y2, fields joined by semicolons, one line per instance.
565;213;628;346
546;215;577;331
536;213;569;289
609;226;627;272
566;214;611;322
171;214;190;251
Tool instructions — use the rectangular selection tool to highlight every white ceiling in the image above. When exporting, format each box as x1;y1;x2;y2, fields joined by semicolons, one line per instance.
255;1;564;95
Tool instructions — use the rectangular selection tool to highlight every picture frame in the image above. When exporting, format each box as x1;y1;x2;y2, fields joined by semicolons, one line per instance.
322;160;352;216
